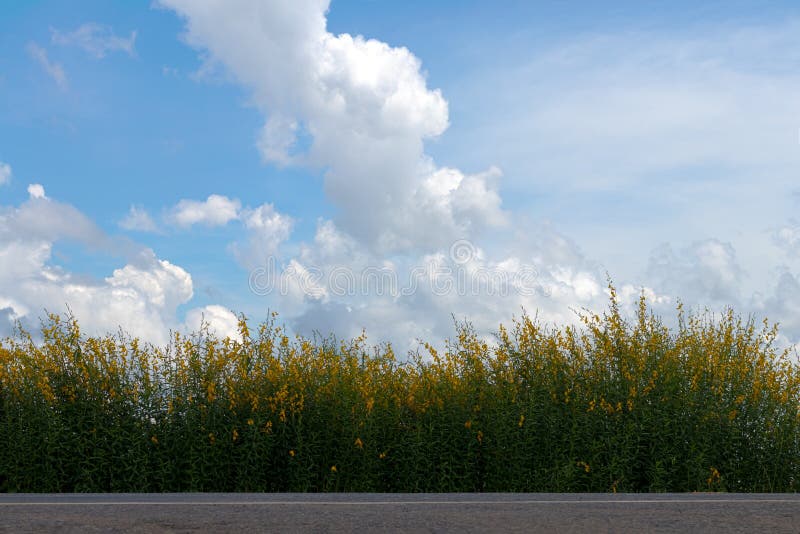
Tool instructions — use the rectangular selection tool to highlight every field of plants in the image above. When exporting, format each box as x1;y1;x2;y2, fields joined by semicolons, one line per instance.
1;288;798;493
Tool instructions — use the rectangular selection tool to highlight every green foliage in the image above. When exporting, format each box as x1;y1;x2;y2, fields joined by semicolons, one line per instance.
1;291;799;492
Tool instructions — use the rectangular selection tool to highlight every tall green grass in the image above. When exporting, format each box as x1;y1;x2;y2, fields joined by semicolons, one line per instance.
1;290;798;492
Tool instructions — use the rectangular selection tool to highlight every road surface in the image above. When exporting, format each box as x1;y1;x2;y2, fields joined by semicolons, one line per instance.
1;493;798;533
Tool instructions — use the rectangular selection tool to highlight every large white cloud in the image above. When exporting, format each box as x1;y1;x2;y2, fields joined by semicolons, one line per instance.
156;2;800;352
160;0;506;253
242;217;651;350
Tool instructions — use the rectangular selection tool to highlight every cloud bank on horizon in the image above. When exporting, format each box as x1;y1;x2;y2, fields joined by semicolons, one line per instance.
1;0;800;351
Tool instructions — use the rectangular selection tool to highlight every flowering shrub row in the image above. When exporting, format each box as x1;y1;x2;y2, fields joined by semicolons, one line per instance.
1;289;798;492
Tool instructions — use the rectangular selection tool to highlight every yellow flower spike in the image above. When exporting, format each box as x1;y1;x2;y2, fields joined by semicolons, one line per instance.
477;431;483;444
518;414;525;427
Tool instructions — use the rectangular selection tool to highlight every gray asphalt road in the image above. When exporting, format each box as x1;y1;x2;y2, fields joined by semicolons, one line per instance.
0;493;798;533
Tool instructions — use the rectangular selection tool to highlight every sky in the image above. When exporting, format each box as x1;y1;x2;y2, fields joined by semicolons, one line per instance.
1;0;800;351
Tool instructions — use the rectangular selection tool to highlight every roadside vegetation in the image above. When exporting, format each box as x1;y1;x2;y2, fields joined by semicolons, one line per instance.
1;287;798;492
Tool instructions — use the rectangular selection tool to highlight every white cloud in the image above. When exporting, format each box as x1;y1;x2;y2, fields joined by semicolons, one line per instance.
184;305;242;341
27;43;67;90
246;218;619;350
157;0;660;350
647;239;743;306
164;193;294;265
431;19;800;294
106;253;193;314
449;22;800;193
51;23;137;59
0;162;11;185
160;0;506;253
156;3;800;352
119;205;159;233
168;194;241;228
257;114;298;166
774;220;800;257
0;190;115;251
0;191;219;345
231;203;294;267
27;183;46;199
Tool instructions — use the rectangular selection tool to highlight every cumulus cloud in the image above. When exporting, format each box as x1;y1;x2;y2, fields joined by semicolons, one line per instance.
155;0;674;350
119;205;159;233
165;194;293;264
0;190;227;345
0;162;11;185
27;183;46;199
51;23;137;59
27;43;67;90
244;218;635;350
231;203;294;267
160;0;506;253
155;2;800;352
168;194;241;228
184;304;242;341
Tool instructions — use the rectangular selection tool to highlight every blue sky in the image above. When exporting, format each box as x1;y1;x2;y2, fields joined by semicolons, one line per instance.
2;1;800;350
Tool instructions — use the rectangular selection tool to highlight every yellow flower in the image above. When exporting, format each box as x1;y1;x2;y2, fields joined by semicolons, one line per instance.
354;437;364;449
150;435;158;445
707;467;721;486
330;465;337;473
464;420;472;430
518;415;525;427
289;449;295;457
379;451;387;460
232;429;239;442
247;418;254;426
